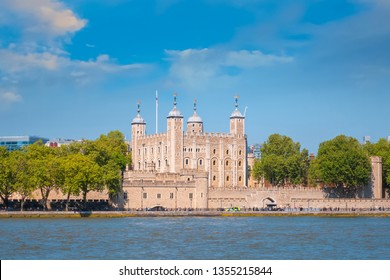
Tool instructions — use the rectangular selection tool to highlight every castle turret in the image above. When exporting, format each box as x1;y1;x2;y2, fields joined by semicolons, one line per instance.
131;101;146;171
187;99;203;134
230;96;245;136
167;94;184;173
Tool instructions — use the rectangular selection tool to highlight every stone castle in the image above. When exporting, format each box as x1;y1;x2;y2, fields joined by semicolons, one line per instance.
123;96;248;209
122;96;388;210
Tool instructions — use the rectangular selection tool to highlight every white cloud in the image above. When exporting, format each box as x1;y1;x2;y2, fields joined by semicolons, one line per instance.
0;1;151;91
165;48;293;87
0;91;22;103
225;50;294;68
1;0;87;37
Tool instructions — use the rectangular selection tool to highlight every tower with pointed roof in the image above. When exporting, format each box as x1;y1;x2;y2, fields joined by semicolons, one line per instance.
230;96;245;136
131;101;146;171
167;94;184;173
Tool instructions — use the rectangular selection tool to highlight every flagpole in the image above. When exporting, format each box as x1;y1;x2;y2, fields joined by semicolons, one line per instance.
156;90;158;134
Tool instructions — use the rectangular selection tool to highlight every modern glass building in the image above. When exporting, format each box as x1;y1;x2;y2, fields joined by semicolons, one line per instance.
0;136;49;151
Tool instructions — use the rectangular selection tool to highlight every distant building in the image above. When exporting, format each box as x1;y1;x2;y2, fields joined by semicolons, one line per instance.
363;136;371;144
45;138;75;147
0;136;49;151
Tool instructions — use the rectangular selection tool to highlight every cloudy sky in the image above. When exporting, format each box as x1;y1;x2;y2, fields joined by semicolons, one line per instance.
0;0;389;153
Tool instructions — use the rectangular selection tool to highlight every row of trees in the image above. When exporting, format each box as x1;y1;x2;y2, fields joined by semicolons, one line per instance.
0;130;130;211
252;134;390;195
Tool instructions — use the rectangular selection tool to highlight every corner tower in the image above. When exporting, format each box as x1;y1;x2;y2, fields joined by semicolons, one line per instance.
230;96;245;136
131;101;146;171
187;99;203;134
167;94;184;173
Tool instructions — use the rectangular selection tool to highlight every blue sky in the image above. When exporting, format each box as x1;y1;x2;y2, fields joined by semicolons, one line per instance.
0;0;389;153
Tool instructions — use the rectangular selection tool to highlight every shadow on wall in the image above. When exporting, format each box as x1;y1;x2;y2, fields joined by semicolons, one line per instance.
322;185;372;199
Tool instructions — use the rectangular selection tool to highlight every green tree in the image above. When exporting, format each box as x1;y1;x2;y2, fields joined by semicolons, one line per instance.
24;142;65;210
309;135;371;197
65;153;104;210
10;150;36;211
0;147;16;208
253;134;309;187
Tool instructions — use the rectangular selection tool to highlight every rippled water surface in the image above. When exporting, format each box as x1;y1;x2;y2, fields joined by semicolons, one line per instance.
1;217;390;259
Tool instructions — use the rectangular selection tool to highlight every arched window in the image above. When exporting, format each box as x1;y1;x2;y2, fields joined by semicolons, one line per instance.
226;160;229;166
199;159;203;166
239;176;242;182
185;159;189;165
226;176;230;182
213;176;216;181
213;160;216;166
238;161;242;167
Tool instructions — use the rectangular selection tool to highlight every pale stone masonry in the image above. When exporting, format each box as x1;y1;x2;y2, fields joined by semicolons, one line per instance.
123;95;388;210
124;96;248;209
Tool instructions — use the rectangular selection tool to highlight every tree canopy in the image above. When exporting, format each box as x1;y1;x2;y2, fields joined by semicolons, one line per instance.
364;138;390;191
0;130;130;211
253;134;309;187
309;135;371;196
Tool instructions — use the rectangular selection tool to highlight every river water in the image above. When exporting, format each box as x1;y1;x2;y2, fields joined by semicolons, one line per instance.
1;217;389;260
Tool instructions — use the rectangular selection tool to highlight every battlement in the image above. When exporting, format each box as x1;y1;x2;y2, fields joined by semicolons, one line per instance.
135;133;167;141
183;132;238;138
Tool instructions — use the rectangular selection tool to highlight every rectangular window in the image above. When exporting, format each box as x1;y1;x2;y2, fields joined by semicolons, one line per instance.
143;193;147;199
170;193;174;199
189;193;193;199
157;194;161;199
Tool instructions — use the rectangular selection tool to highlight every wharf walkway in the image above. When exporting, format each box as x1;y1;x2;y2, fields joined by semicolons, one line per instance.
1;209;390;218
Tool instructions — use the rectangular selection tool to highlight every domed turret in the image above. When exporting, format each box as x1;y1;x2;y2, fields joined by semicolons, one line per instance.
230;96;245;135
230;96;244;119
187;99;203;133
131;101;146;125
131;100;146;171
167;94;183;118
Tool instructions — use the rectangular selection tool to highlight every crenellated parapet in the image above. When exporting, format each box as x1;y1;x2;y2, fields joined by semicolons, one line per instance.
136;133;167;141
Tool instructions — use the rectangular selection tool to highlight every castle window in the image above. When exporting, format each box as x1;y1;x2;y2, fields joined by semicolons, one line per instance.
199;159;203;166
157;194;162;199
158;160;161;168
226;176;230;182
170;193;174;199
151;148;153;154
213;176;216;181
213;149;216;154
185;159;189;165
138;162;141;169
189;193;193;199
226;160;229;166
143;193;147;199
239;161;242;167
226;150;229;155
213;160;216;166
239;176;242;182
138;149;140;155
